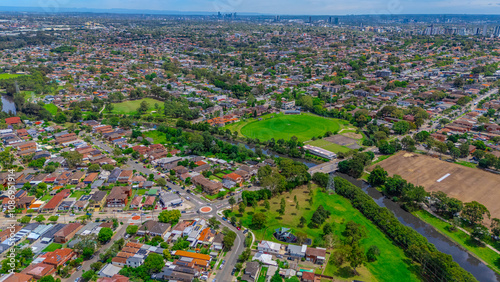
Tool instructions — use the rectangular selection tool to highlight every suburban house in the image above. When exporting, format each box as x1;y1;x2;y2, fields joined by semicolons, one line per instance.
257;240;282;254
287;244;307;259
54;223;82;243
118;170;133;183
106;186;132;207
126;255;145;268
191;175;222;195
241;261;260;282
222;173;243;188
305;247;327;264
90;191;108;209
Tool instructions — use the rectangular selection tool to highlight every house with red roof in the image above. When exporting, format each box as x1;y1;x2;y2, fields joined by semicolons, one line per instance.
222;172;243;188
5;117;21;125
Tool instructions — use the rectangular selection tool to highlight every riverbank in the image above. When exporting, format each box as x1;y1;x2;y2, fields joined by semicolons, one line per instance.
414;209;500;275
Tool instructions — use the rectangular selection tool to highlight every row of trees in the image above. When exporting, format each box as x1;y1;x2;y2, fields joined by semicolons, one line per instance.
334;177;477;282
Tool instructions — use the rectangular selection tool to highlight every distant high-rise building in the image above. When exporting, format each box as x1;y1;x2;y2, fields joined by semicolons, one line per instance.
328;17;332;23
309;16;312;23
275;15;280;22
483;25;488;37
334;17;339;25
476;27;481;35
494;26;500;37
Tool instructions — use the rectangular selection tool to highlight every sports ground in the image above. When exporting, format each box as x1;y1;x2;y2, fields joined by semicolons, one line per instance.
371;151;500;223
231;112;348;142
111;98;164;114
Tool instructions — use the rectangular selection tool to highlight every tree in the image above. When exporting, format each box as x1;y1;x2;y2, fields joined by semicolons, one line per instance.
126;225;139;235
449;147;460;160
323;223;334;235
393;121;410;134
208;217;220;230
299;216;307;228
279;198;286;215
81;270;97;282
347;243;366;274
238;202;246;214
144;253;164;273
156;178;166;187
252;212;267;229
158;210;181;225
34;215;45;223
97;227;113;243
366;245;380;262
138;100;150;114
88;164;100;172
82;247;95;260
344;221;366;244
491;218;500;237
228;196;236;210
368;166;388;187
163;249;171;260
462;201;490;226
264;199;270;210
39;276;56;282
19;216;31;224
48;215;59;222
223;231;237;251
62;151;83;168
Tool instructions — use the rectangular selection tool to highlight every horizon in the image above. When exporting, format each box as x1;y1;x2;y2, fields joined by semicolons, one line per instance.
1;0;500;16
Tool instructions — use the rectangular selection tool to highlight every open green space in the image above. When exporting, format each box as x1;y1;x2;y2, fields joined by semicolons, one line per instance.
257;266;268;282
44;104;58;115
307;139;351;153
143;130;168;144
228;186;419;282
0;73;23;80
43;243;62;252
414;210;500;274
454;160;478;168
70;191;85;200
111;98;164;115
228;112;347;142
41;195;53;201
137;189;146;195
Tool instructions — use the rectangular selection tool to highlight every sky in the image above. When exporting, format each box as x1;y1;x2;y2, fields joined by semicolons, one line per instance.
1;0;500;15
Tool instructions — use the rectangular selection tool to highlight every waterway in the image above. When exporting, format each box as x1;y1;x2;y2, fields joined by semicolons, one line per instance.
1;94;16;114
334;172;500;282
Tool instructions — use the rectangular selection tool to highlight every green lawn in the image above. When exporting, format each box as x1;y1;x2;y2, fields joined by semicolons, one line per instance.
257;267;268;282
229;186;419;282
0;73;23;80
111;98;164;115
454;160;477;168
307;139;351;153
137;189;146;195
232;112;347;142
43;243;62;252
414;210;500;274
44;104;58;115
41;195;53;201
144;130;167;144
70;191;85;200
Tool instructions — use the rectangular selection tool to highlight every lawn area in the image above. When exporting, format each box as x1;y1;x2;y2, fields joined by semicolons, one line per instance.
233;112;347;142
414;210;500;274
143;130;167;144
111;98;164;115
70;191;85;200
228;186;419;282
41;195;53;201
0;73;23;80
43;243;62;252
43;103;58;115
137;189;147;195
307;139;351;153
257;266;268;282
454;160;478;168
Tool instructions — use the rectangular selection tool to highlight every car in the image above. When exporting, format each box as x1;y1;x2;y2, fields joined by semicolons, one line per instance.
231;267;236;275
75;278;81;282
222;217;227;221
243;229;248;234
181;211;186;214
77;265;82;270
287;257;293;260
237;227;241;230
186;189;191;193
276;255;283;258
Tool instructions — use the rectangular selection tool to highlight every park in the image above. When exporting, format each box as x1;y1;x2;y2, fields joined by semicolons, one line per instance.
228;112;348;142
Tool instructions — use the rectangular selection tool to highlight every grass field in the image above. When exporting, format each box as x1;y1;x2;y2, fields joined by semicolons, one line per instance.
0;73;23;80
307;139;351;153
228;186;419;282
228;113;347;142
41;195;53;201
111;98;164;115
44;104;58;115
143;130;168;144
43;243;62;252
414;210;500;274
454;160;477;168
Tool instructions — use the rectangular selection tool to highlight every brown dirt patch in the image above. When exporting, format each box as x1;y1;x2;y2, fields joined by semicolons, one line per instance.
369;151;500;224
324;135;358;146
342;132;363;140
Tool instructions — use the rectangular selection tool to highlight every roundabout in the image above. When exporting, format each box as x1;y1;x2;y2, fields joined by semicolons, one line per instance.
199;206;213;213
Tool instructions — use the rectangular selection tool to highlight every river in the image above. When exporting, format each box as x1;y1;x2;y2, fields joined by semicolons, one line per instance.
1;94;16;114
334;172;500;282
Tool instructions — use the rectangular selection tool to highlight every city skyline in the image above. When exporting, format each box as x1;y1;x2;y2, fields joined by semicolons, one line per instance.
2;0;500;15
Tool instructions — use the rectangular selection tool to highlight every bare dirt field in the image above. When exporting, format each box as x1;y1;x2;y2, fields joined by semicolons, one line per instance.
325;135;358;146
370;151;500;222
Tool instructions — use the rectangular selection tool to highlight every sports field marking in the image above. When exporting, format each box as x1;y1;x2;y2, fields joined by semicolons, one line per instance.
436;173;451;183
